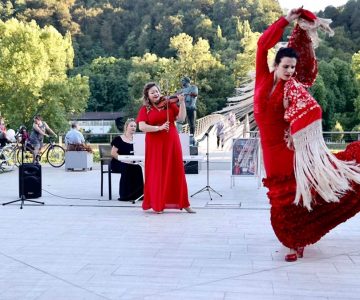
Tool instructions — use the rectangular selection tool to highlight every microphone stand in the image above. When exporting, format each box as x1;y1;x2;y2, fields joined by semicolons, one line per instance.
2;137;44;209
191;132;222;200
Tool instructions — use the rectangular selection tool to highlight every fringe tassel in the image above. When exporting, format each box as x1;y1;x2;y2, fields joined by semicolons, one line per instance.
297;17;335;49
292;120;360;210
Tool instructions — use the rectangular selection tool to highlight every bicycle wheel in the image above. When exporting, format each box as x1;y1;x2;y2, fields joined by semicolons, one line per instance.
1;145;17;170
47;145;65;167
17;147;33;164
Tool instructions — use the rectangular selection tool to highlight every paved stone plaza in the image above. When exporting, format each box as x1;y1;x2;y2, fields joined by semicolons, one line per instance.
1;164;360;299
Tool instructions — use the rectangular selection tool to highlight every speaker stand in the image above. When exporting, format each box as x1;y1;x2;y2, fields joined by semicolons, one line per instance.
191;132;222;200
2;142;44;209
2;195;44;209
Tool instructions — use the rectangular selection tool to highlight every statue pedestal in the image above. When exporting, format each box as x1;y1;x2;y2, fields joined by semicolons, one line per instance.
184;146;199;174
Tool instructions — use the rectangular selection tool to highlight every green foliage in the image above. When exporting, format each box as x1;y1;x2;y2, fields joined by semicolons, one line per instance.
319;0;360;60
331;120;344;142
77;57;132;112
353;51;360;81
233;31;260;85
350;123;360;141
3;0;282;64
0;18;89;132
354;94;360;122
2;0;360;129
310;75;327;112
170;33;222;82
197;66;235;116
316;58;360;131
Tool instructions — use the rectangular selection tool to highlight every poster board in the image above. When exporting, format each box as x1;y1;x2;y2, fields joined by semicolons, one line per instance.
231;138;259;176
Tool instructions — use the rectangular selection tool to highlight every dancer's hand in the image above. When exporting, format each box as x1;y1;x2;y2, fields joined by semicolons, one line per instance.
285;7;302;23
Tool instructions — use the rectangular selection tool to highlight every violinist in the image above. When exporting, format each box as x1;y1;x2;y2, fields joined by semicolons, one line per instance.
136;82;196;214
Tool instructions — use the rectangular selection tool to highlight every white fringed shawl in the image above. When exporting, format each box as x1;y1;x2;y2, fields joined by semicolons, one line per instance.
284;79;360;211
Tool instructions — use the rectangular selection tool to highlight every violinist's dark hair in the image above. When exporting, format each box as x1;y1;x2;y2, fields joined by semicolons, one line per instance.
143;82;161;112
274;47;298;65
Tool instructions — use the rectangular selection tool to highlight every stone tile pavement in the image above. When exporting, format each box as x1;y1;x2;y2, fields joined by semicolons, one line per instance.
1;164;360;299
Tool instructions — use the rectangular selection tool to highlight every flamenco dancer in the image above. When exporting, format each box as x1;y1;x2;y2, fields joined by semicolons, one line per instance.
255;7;360;261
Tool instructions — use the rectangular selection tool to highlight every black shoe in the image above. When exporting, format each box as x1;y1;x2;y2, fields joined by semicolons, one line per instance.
118;197;135;202
118;197;129;201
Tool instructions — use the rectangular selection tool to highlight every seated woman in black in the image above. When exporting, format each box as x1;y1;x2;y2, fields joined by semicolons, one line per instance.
111;118;144;201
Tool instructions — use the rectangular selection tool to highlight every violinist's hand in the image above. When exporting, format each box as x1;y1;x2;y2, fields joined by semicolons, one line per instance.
177;93;185;104
285;7;302;23
160;121;170;131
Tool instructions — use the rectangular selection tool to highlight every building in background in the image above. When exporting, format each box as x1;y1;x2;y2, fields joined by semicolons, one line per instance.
70;112;124;134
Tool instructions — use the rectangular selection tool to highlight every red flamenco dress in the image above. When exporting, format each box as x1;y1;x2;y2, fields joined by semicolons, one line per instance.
255;14;360;249
137;103;190;212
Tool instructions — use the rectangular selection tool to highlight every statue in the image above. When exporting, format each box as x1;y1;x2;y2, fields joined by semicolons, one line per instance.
180;77;198;137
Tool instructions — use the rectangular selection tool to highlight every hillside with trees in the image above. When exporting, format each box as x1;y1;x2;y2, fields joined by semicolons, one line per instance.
0;0;360;133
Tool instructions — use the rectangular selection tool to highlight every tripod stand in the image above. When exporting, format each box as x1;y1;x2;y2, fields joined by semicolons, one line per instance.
2;139;44;209
191;132;222;200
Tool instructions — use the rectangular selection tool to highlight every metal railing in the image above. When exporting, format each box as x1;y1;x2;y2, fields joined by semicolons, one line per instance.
248;131;360;150
181;114;225;139
58;127;360;150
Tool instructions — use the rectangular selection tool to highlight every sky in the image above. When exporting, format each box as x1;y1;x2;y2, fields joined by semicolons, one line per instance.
277;0;349;12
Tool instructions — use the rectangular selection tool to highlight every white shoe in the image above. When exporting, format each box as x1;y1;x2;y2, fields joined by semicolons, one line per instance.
184;207;196;213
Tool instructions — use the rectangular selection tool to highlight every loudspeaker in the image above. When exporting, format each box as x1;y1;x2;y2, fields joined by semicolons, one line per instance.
19;163;42;199
185;146;199;174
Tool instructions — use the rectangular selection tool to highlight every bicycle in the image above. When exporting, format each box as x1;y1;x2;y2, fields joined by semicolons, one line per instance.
0;128;22;172
17;137;65;168
0;143;17;172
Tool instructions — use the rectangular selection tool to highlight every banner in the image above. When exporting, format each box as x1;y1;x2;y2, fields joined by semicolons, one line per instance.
231;138;259;176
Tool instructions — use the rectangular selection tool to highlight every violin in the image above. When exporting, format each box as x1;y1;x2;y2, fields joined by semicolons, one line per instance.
155;94;181;109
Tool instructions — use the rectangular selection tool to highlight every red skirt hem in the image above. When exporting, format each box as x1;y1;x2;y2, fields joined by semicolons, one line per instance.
264;141;360;249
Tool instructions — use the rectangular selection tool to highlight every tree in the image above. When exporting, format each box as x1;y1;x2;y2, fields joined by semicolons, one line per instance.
0;18;89;131
353;51;360;81
233;31;260;85
170;33;221;82
332;120;344;142
310;75;327;112
318;61;338;130
78;57;132;112
331;58;359;129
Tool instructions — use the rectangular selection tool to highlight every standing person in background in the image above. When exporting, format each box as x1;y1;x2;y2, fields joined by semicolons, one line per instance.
111;118;144;201
28;115;57;163
228;112;236;127
0;117;9;147
215;120;225;149
255;7;360;262
137;82;196;214
180;77;198;141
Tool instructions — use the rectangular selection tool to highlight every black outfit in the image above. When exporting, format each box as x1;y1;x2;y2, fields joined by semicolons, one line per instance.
186;108;196;135
111;136;144;201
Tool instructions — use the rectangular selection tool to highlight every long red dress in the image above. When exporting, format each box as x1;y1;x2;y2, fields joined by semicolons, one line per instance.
255;17;360;249
137;103;190;212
